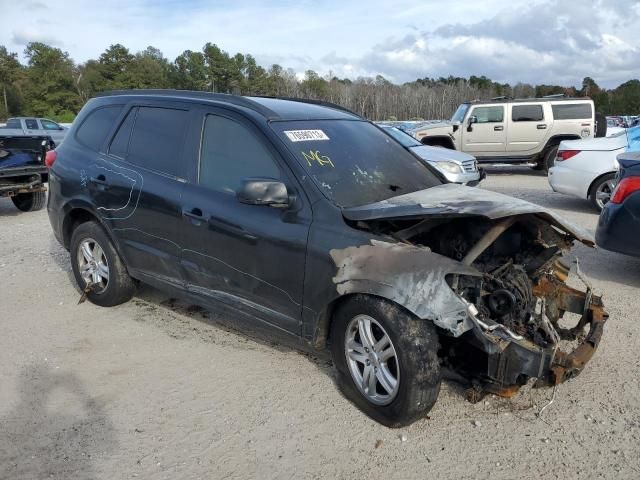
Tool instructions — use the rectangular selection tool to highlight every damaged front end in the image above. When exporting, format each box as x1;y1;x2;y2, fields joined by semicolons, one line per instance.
339;185;608;399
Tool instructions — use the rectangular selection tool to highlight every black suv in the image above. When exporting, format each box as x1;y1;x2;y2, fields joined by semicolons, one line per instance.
48;90;607;426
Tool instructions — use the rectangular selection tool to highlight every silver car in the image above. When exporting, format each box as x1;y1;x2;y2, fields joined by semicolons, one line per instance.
379;124;483;185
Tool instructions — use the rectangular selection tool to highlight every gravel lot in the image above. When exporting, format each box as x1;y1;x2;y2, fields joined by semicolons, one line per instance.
1;167;639;479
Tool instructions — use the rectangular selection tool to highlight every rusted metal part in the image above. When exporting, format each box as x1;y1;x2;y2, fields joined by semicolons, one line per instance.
532;275;608;387
482;383;522;399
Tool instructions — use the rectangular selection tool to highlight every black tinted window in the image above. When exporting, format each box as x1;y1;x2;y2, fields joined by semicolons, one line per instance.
6;119;20;128
199;115;280;194
471;106;504;123
552;103;593;120
76;105;123;151
109;108;136;158
25;118;38;129
127;107;189;178
272;120;441;207
512;105;544;122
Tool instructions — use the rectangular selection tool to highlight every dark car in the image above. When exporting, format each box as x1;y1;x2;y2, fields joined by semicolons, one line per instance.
47;90;607;427
596;152;640;257
0;134;52;212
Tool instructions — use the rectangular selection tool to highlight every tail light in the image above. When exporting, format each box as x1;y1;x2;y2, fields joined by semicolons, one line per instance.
45;149;57;168
611;176;640;204
556;150;580;161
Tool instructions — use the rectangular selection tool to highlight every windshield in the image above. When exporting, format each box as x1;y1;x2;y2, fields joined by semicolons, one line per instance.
379;125;422;147
272;120;442;207
451;104;470;123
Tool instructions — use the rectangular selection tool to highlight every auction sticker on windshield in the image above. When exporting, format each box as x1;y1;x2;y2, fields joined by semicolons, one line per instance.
284;130;330;142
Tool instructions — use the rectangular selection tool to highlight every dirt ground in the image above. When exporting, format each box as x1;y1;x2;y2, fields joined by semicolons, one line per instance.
1;166;639;479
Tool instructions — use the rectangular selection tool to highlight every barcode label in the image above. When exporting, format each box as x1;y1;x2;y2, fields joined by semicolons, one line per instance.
284;130;330;142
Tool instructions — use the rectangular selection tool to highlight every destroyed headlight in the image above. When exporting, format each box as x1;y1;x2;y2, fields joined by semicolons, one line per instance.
433;161;463;174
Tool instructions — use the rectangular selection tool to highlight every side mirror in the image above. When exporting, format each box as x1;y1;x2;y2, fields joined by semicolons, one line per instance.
467;115;477;132
237;178;290;208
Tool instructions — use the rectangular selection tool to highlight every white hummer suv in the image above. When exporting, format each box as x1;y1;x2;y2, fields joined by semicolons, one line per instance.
410;96;603;171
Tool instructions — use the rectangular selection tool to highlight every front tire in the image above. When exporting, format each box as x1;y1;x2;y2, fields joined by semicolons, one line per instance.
70;221;136;307
331;295;441;427
11;191;46;212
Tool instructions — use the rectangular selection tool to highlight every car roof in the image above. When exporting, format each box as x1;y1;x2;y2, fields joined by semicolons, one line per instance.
95;89;361;121
462;96;593;105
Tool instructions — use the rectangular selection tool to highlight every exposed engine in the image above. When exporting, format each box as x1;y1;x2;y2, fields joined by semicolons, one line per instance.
361;214;575;349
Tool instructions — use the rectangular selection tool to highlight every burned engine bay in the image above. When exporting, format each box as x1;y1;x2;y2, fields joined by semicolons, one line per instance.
355;213;608;398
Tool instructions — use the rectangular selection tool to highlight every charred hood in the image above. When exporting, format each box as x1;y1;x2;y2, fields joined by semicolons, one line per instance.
342;183;594;246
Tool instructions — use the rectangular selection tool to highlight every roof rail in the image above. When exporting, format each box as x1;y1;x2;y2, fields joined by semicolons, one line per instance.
542;93;566;98
94;89;279;118
251;96;361;118
490;95;510;101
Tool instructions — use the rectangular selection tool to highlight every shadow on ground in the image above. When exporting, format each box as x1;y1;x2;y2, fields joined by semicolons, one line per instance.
0;364;117;480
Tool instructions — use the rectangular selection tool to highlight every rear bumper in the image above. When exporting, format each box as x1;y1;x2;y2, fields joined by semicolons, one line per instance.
0;165;47;195
596;195;640;257
466;276;607;397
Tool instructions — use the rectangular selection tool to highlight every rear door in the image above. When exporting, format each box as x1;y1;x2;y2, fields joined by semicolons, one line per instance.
23;118;40;135
84;102;195;285
462;105;507;155
507;103;548;153
179;108;311;334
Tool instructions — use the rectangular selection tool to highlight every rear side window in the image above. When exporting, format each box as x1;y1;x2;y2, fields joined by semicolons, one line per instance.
127;107;189;178
512;105;544;122
109;108;137;158
6;119;20;128
552;103;593;120
471;106;504;123
199;115;280;194
76;105;123;151
25;118;38;129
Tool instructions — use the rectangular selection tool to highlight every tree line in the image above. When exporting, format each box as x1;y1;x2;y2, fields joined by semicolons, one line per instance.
1;42;639;123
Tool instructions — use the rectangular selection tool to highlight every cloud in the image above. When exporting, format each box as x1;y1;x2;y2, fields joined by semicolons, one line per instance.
0;0;637;88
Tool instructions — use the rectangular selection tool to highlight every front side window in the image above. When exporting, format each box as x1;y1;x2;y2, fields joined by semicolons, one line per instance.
127;107;189;178
512;105;544;122
25;118;38;129
471;106;504;123
75;105;123;151
199;115;280;194
272;120;441;207
41;119;61;130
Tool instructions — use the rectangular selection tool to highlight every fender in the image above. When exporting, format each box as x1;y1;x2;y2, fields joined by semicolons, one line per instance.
329;240;481;337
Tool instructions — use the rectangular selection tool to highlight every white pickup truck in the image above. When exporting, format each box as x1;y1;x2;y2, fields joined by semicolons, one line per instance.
0;117;68;146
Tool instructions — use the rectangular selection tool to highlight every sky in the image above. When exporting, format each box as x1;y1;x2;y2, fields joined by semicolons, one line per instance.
1;0;639;88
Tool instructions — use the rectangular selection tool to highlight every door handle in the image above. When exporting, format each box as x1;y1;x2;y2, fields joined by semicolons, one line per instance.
208;216;258;243
494;125;504;131
537;124;547;129
90;174;110;190
183;207;205;222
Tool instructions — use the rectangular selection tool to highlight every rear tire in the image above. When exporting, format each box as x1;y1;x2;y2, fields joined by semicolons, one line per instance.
330;295;441;427
532;145;558;172
11;191;46;212
589;173;617;211
70;221;136;307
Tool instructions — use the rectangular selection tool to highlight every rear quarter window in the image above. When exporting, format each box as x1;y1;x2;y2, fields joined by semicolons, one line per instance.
552;103;593;120
6;119;20;128
512;105;544;122
75;105;123;151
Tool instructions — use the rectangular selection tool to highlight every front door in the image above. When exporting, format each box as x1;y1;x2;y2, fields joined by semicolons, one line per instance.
463;105;507;156
180;109;311;334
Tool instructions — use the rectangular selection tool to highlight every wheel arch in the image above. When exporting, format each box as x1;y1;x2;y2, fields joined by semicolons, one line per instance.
61;203;120;256
421;135;455;149
587;170;617;199
543;134;581;152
